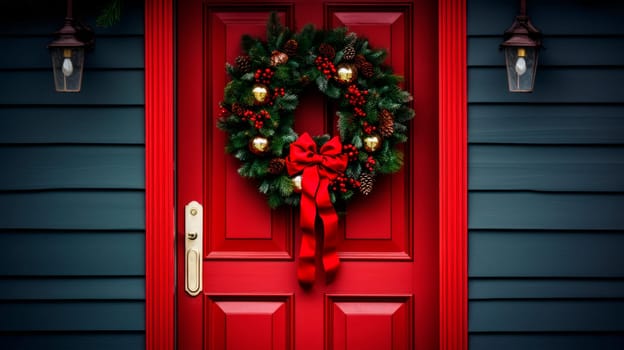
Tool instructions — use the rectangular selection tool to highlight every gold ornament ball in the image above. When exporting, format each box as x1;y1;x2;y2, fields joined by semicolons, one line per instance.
335;63;357;84
252;84;269;104
363;134;381;152
270;50;289;66
249;136;270;155
291;175;303;193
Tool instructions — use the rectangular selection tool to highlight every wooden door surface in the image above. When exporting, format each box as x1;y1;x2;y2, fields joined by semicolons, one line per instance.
177;1;438;349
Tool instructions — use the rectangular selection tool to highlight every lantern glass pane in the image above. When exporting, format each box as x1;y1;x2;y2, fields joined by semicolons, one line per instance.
50;47;85;92
505;46;538;92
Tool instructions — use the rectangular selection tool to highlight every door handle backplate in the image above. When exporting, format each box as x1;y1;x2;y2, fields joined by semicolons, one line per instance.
185;201;203;296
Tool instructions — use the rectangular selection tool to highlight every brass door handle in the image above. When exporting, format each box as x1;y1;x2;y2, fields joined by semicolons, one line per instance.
185;201;202;296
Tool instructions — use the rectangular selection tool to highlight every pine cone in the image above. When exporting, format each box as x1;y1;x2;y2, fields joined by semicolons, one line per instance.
343;45;356;61
359;173;375;196
231;103;245;116
360;61;374;78
318;43;336;60
268;158;286;175
354;54;367;68
283;39;298;57
235;55;252;73
379;109;395;137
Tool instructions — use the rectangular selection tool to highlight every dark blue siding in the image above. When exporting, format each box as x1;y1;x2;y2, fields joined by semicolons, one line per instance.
0;1;145;348
470;334;624;350
0;334;145;350
468;0;624;348
469;105;624;144
0;107;144;144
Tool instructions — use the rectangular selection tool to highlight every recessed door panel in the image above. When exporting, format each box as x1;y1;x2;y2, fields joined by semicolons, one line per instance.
205;10;293;259
206;295;293;350
326;295;413;350
329;8;412;260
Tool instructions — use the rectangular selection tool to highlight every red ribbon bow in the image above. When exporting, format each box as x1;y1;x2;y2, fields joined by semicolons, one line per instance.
286;132;347;284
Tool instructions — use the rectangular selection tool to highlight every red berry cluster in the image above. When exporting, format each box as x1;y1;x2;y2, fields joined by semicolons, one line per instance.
353;107;366;118
315;56;337;79
218;106;229;118
254;68;274;85
330;174;361;193
242;110;254;121
242;110;271;129
342;144;359;162
362;121;377;135
365;156;376;172
345;85;368;117
273;87;286;99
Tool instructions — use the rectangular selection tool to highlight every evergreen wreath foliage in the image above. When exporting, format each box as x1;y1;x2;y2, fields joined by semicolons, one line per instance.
217;13;414;208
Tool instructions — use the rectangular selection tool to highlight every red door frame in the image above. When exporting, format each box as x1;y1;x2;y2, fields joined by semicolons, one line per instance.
144;0;467;349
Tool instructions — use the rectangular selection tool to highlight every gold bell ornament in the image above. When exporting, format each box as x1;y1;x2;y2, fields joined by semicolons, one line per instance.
249;136;270;155
363;134;381;152
335;63;357;84
252;84;269;104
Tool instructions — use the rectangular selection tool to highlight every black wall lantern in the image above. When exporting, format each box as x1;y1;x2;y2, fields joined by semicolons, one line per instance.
501;0;542;92
48;0;94;92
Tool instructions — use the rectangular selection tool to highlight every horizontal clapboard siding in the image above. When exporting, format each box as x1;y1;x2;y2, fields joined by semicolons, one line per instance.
468;0;624;36
0;146;144;190
470;279;624;299
0;71;144;105
0;36;145;69
469;192;624;230
469;232;624;277
0;301;145;331
470;334;624;350
470;300;624;332
0;333;145;350
468;0;624;348
0;1;144;36
0;277;144;300
0;0;145;348
469;68;624;103
0;232;144;276
0;107;144;144
469;105;624;144
0;192;144;230
469;37;624;67
470;145;624;191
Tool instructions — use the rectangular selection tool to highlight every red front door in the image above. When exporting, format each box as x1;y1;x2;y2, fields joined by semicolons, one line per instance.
177;1;438;349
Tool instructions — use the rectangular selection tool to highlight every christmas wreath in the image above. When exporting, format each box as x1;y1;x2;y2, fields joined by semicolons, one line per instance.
217;14;414;284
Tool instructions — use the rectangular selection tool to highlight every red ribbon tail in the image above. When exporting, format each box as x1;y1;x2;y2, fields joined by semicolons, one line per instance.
297;225;316;285
317;178;340;277
297;168;318;285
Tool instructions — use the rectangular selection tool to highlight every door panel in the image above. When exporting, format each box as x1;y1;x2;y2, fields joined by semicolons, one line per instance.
330;7;412;260
177;1;438;349
206;10;294;259
326;295;412;350
206;294;293;350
